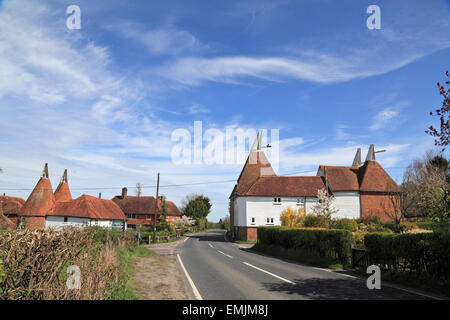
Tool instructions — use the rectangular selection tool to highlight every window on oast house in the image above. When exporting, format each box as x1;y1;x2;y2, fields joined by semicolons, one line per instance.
64;217;68;222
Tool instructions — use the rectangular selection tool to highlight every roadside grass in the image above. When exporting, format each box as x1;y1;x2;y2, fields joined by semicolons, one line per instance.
353;267;450;298
107;247;154;300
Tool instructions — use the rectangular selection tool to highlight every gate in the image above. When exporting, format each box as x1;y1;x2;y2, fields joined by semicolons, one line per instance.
351;248;373;268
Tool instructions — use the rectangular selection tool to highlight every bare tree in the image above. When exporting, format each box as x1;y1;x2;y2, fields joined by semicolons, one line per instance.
135;182;143;197
426;70;450;149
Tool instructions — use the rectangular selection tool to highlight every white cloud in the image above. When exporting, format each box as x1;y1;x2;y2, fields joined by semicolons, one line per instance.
189;103;210;114
369;108;400;131
115;22;208;56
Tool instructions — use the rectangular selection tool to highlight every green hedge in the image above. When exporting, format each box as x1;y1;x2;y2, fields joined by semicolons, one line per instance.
364;232;450;282
257;227;353;266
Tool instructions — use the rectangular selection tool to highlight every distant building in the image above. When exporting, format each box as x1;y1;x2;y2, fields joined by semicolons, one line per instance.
0;194;25;228
229;133;401;241
112;187;181;229
19;164;126;230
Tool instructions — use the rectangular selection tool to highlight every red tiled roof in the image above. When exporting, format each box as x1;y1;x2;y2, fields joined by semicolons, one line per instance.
165;200;182;216
21;178;55;217
244;176;326;197
49;194;126;220
112;196;157;214
318;165;360;191
358;161;401;192
112;196;181;216
0;195;25;215
234;151;276;196
54;182;72;202
0;213;15;229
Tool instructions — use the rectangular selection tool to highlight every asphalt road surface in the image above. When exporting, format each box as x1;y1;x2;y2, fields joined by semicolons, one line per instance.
176;230;437;300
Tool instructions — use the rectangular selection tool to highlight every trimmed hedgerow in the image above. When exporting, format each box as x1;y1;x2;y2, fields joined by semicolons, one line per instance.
257;226;353;266
332;218;358;232
364;232;450;282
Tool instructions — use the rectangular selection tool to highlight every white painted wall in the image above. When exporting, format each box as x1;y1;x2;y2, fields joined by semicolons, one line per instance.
332;192;361;219
45;216;125;230
234;196;318;227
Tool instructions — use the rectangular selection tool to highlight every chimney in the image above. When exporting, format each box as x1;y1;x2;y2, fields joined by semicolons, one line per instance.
352;148;362;166
122;187;128;198
99;192;102;199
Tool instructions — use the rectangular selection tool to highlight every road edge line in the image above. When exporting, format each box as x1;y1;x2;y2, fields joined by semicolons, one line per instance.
177;254;203;300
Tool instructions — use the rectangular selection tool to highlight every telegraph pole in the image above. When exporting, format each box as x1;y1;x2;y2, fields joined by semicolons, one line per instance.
152;172;160;244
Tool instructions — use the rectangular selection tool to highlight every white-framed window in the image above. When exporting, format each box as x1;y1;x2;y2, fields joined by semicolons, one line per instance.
266;217;274;225
250;217;256;225
64;217;68;223
273;197;281;204
146;215;152;220
296;197;305;206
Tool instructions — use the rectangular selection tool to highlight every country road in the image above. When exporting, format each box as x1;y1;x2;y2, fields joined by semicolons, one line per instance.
176;230;437;300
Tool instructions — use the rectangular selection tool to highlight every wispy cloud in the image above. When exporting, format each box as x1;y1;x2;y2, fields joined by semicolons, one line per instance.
114;22;208;56
189;103;210;114
369;108;400;131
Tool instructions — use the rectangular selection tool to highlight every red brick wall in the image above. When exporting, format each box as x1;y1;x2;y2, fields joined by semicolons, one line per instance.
236;226;258;241
360;193;400;223
25;217;46;229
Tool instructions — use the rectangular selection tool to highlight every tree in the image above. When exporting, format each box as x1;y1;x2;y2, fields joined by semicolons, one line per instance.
401;150;449;219
221;215;231;231
280;207;306;228
181;194;212;219
311;188;338;219
426;70;450;149
174;215;196;227
135;182;143;197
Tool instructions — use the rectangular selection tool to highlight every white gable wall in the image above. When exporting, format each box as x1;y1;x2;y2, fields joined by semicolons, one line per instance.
332;192;361;219
45;216;124;230
234;196;318;227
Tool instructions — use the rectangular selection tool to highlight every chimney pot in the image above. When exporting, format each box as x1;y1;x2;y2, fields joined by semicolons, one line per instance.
122;187;128;198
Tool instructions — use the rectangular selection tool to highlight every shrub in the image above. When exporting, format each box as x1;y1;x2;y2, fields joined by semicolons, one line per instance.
332;218;358;232
416;221;434;230
257;226;353;266
304;214;330;228
280;207;306;228
384;222;419;234
0;228;136;300
364;232;450;282
358;215;382;226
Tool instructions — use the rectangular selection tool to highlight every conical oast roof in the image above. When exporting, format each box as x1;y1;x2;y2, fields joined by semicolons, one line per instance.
20;164;55;217
54;169;72;202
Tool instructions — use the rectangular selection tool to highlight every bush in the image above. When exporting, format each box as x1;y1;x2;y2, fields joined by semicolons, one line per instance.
0;228;136;300
257;226;353;266
304;214;331;228
358;215;382;226
416;221;434;230
332;218;358;232
384;222;419;234
364;232;450;283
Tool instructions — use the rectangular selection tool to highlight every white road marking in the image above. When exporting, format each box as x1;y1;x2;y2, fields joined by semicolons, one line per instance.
217;250;233;259
242;262;295;284
183;237;189;242
177;254;203;300
208;242;214;248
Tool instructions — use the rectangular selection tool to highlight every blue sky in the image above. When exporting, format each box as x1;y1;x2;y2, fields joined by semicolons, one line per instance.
0;0;449;222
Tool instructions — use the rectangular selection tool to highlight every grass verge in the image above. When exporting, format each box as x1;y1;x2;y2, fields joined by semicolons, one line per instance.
107;247;154;300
